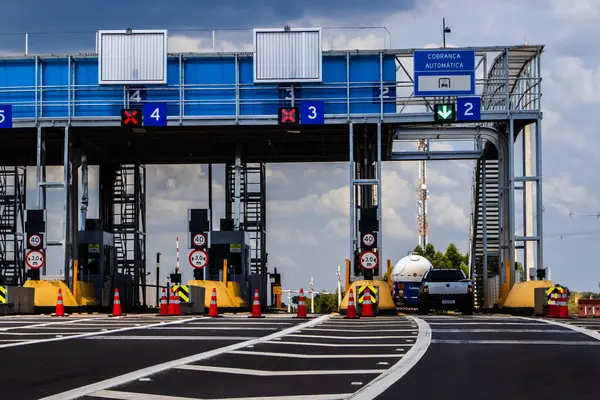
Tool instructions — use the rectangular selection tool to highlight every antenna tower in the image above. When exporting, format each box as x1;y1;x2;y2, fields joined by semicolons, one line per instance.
417;139;429;249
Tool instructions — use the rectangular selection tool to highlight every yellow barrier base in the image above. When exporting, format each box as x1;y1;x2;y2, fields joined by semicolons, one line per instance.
340;280;396;311
75;281;100;306
501;280;554;308
23;280;78;307
187;280;248;309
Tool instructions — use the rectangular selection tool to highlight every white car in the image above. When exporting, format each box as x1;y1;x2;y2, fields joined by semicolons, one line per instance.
418;268;474;315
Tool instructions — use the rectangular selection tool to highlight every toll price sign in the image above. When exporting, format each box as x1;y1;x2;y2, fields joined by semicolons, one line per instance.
359;250;378;270
189;249;208;269
26;249;45;269
28;233;42;249
362;232;375;248
192;233;206;248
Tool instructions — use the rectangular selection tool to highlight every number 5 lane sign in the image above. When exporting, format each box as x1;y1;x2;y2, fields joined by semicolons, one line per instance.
300;101;324;124
359;250;378;270
143;103;167;127
0;105;12;128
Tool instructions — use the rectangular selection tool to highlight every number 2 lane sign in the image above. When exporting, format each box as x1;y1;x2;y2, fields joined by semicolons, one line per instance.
456;96;481;121
189;249;208;269
359;250;378;270
300;101;324;124
143;103;167;127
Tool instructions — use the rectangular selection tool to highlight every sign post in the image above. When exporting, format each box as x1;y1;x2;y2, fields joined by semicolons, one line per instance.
413;49;476;97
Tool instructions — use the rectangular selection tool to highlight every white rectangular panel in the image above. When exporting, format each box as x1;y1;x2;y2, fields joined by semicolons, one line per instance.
98;29;168;85
416;74;472;93
253;28;322;83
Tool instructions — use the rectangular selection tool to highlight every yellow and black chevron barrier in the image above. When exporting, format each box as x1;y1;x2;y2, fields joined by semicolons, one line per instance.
172;284;190;303
0;286;6;304
358;285;378;304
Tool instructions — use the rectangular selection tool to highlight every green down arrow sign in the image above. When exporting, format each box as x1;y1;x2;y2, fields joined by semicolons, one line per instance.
434;104;455;122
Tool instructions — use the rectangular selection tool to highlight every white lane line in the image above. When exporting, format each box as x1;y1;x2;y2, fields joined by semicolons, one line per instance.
346;316;431;400
433;329;576;333
0;317;204;349
91;389;352;400
40;314;331;400
266;341;409;347
0;332;93;336
88;336;257;341
0;317;98;331
427;322;548;326
229;350;403;359
518;317;600;341
305;328;416;333
185;321;294;325
147;326;277;331
176;365;387;376
288;334;415;340
431;339;600;345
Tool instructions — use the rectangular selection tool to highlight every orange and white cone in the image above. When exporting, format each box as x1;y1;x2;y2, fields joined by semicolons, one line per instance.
52;288;67;317
173;289;182;316
360;288;374;317
295;288;308;318
167;289;176;315
345;288;358;319
249;288;265;318
109;288;123;317
159;288;168;315
208;288;219;317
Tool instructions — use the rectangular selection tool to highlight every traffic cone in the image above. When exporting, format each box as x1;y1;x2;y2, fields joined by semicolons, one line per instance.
295;288;308;318
558;291;569;318
174;289;182;316
208;288;219;317
51;288;67;317
360;288;374;317
159;288;168;315
168;289;176;315
547;289;558;317
249;288;265;318
109;288;123;317
345;288;358;319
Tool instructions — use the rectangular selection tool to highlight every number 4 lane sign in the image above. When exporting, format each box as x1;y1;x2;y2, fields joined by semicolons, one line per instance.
143;103;167;127
300;101;324;124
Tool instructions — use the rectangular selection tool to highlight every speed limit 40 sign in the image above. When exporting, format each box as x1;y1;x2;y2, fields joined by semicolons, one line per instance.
359;250;378;270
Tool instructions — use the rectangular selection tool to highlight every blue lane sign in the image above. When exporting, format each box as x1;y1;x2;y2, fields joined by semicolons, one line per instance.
300;101;325;124
456;97;481;121
0;105;12;128
143;103;167;127
413;49;476;97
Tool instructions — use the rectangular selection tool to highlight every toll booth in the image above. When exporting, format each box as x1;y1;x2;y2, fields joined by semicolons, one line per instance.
77;219;131;310
207;230;252;305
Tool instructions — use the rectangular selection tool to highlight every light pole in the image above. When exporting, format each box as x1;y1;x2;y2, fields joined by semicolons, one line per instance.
442;18;451;48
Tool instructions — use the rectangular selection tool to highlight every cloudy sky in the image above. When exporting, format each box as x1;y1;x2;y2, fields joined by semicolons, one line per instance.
5;0;600;294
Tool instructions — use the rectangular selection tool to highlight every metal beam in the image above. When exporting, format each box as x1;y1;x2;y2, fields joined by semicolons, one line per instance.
389;150;483;161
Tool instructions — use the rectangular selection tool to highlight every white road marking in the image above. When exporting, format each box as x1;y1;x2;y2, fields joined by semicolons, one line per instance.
185;321;294;326
346;316;431;400
433;329;575;333
87;335;257;341
0;332;92;336
431;339;600;345
266;341;410;347
0;317;203;349
176;364;387;376
39;314;332;400
427;322;548;326
147;326;277;331
288;334;415;340
304;328;416;333
90;390;352;400
518;317;600;341
229;350;403;358
0;317;97;331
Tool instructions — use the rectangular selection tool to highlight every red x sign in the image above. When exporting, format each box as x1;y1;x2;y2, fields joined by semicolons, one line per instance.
121;108;142;127
278;107;299;126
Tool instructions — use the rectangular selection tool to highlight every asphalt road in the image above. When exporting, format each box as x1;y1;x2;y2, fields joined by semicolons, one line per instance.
3;313;600;400
373;314;600;400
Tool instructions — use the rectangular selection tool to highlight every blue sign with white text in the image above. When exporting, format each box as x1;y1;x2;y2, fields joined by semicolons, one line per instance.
143;103;168;127
301;101;325;124
372;85;397;104
0;105;12;128
456;97;481;121
413;49;476;97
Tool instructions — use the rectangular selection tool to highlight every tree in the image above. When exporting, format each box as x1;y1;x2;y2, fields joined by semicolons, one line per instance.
445;243;463;269
424;243;436;260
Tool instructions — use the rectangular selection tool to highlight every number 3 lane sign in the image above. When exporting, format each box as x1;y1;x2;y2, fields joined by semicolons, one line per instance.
189;249;208;269
300;101;324;124
26;249;45;269
359;250;378;270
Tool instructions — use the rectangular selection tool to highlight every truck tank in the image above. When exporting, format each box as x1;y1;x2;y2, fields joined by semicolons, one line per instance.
391;253;433;307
